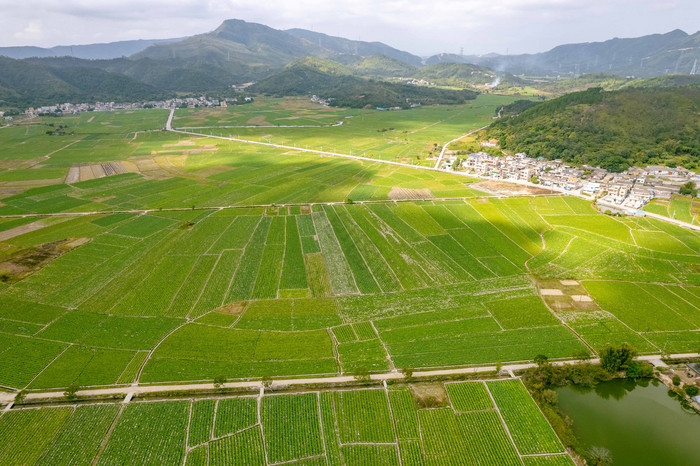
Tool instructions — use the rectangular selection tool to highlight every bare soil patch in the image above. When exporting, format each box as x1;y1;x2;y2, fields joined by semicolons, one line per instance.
215;302;248;315
163;140;196;147
471;180;552;196
410;382;448;408
0;238;89;283
389;187;434;201
540;289;564;296
246;115;268;126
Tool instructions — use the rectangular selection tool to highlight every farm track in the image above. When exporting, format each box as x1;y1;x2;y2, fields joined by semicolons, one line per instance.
2;352;697;405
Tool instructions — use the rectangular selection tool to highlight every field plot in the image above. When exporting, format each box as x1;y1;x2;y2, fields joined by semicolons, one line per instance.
192;95;520;167
0;380;573;465
1;192;699;388
1;104;700;391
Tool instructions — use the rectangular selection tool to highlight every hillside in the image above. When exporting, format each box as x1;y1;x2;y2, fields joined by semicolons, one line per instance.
412;62;498;87
485;86;700;172
346;54;417;77
251;58;477;108
133;19;421;82
429;29;700;78
286;29;422;66
0;56;166;107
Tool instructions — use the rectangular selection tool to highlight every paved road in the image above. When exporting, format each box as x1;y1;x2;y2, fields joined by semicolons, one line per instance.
2;353;696;404
433;125;489;169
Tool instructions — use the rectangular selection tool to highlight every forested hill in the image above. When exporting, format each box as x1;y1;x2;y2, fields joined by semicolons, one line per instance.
485;86;700;172
251;58;478;109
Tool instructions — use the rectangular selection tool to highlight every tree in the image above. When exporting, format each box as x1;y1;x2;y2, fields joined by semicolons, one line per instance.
672;375;681;386
573;349;591;361
599;344;636;373
679;181;697;197
402;367;414;379
213;375;227;389
64;383;79;401
587;446;613;466
626;361;652;379
534;354;549;366
530;176;539;184
685;385;699;397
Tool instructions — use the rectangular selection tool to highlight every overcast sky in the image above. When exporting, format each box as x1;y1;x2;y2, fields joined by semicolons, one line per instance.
1;0;698;56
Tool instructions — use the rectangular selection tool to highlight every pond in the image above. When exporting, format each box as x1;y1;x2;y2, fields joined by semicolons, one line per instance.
557;378;700;465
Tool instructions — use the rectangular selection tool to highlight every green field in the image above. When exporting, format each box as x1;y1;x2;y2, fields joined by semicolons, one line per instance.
644;195;699;225
0;93;698;465
173;95;519;166
0;380;574;465
1;185;699;388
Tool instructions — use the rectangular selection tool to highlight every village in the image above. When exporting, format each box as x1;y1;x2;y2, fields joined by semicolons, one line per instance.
440;146;699;211
7;95;253;121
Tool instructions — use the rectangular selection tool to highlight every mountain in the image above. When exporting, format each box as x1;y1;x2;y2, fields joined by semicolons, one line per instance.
132;19;422;82
286;29;422;66
346;54;417;77
485;86;700;172
412;63;498;86
0;56;166;107
0;38;183;60
428;29;700;78
251;57;477;109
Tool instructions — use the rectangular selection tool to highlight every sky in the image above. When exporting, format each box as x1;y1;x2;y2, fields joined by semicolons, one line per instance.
1;0;698;56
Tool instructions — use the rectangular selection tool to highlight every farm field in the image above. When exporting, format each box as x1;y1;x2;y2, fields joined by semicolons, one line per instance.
0;194;698;389
644;195;699;225
174;95;521;166
0;103;699;393
0;379;575;465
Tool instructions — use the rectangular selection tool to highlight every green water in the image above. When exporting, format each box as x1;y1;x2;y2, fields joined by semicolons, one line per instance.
557;379;700;465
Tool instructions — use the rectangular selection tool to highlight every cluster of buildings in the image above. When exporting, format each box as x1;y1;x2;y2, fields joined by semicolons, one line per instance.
395;77;435;87
441;150;698;209
23;96;253;118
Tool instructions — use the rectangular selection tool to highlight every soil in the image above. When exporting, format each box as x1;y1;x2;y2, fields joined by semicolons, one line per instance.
410;382;448;408
215;302;248;315
471;180;552;196
0;238;89;283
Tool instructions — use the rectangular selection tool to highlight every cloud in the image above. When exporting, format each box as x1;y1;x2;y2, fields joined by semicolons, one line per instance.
0;0;697;55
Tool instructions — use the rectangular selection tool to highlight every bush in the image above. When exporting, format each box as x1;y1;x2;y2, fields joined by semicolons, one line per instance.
600;344;636;373
672;375;681;386
64;383;79;401
534;354;549;366
625;361;653;379
685;385;699;397
213;375;227;388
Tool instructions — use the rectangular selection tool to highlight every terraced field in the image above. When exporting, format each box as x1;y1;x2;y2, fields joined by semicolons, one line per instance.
0;380;575;465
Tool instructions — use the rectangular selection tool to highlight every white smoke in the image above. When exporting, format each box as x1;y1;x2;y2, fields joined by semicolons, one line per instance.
489;76;501;87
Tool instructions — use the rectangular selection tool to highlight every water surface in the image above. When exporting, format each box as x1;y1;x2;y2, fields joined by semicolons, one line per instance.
557;378;700;465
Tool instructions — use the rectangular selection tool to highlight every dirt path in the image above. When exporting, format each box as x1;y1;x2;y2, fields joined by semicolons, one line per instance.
2;352;696;405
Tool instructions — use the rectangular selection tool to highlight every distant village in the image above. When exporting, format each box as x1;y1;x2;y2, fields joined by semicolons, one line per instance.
438;144;698;210
6;96;252;121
